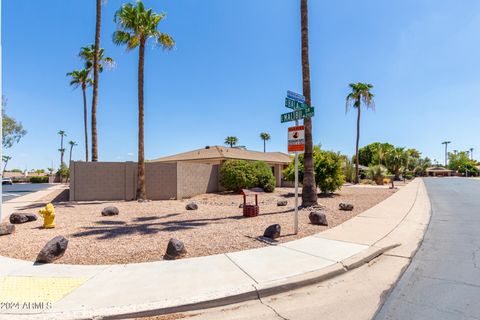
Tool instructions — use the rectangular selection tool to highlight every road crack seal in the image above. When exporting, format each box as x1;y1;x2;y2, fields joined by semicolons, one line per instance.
253;285;289;320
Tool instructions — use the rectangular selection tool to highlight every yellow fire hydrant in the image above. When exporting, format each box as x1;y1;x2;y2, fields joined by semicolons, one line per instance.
39;203;56;229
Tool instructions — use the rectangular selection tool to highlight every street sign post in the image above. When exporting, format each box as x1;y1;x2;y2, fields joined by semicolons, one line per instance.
281;107;314;123
282;90;313;235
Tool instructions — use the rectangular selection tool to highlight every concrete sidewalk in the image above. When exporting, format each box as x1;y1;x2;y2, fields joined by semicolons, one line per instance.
0;179;430;320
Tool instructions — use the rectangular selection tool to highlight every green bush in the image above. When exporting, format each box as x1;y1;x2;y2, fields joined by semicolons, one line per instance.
367;165;388;185
219;160;276;192
314;150;345;194
252;161;276;192
29;176;49;183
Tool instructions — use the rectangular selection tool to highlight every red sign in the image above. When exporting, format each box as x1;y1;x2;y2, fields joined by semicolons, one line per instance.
288;125;305;153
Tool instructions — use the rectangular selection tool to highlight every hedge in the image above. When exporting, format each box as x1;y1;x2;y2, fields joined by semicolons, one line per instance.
219;160;276;193
29;176;49;183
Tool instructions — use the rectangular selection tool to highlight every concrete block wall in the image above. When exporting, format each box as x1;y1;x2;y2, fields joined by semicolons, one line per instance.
70;161;219;201
177;163;219;199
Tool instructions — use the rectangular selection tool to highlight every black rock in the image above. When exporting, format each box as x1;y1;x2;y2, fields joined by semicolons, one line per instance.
164;238;187;260
277;200;288;207
339;203;354;211
186;202;198;210
239;203;244;208
309;212;328;226
25;214;38;221
0;223;15;236
263;224;281;240
9;213;29;224
35;236;68;263
101;206;119;216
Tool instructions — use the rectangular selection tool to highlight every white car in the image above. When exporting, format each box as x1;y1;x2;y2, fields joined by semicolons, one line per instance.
2;178;13;185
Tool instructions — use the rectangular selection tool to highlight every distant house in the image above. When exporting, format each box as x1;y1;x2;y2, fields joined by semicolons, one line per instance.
426;166;454;177
150;146;292;187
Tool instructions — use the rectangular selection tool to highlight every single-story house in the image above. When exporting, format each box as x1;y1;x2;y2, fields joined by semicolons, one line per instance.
69;146;293;201
426;166;454;177
150;146;292;187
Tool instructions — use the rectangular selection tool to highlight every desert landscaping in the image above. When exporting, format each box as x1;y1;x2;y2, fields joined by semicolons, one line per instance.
0;184;404;265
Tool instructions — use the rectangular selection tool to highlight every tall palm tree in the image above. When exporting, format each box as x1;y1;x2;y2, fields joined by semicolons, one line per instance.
300;0;317;206
224;136;238;148
68;141;78;164
79;44;114;162
91;0;103;162
113;1;174;200
67;69;93;162
260;132;270;152
346;83;375;184
470;147;474;160
2;155;11;173
58;130;67;166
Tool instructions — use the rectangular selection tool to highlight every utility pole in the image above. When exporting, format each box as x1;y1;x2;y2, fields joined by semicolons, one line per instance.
441;141;451;167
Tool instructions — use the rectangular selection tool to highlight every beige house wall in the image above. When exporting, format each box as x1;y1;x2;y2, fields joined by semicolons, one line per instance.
177;163;219;199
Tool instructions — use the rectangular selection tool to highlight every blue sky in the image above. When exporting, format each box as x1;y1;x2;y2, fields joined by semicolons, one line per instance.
3;0;480;170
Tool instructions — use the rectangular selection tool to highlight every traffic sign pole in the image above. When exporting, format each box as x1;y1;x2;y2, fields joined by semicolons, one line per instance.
294;119;299;235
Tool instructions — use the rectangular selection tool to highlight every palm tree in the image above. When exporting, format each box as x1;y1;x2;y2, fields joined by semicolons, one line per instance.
58;130;67;166
346;83;375;184
470;147;474;160
113;1;174;200
67;69;93;162
68;141;78;164
300;0;317;206
386;147;408;181
79;44;114;162
2;155;11;173
259;132;270;152
91;0;103;162
224;136;238;148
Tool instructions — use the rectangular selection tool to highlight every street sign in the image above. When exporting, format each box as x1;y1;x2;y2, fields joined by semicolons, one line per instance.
288;125;305;153
281;107;315;123
287;90;305;103
285;97;307;110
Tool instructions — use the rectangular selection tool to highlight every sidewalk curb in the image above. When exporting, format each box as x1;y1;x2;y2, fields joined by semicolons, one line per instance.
92;245;397;320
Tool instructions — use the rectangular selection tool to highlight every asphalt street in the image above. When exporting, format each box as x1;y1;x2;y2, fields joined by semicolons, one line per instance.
376;178;480;320
2;183;55;202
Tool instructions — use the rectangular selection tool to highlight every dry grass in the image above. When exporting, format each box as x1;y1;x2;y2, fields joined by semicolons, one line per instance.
0;185;401;265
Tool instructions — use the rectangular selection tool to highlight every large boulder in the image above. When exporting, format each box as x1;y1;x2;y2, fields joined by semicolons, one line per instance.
0;223;15;236
309;212;328;226
339;203;354;211
101;206;119;216
35;236;68;263
277;200;288;207
10;213;37;224
185;202;198;210
164;238;187;260
263;224;281;240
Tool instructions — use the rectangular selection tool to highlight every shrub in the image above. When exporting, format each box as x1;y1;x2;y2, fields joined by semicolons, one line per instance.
252;161;276;193
219;160;276;192
29;176;49;183
314;150;345;194
367;165;388;185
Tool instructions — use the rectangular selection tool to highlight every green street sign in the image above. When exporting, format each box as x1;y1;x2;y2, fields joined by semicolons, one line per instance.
285;97;307;110
281;107;315;123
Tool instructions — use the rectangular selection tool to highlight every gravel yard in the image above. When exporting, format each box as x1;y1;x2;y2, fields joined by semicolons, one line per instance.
0;185;402;265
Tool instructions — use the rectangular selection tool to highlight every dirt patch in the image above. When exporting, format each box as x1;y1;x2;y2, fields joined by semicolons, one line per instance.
0;185;402;265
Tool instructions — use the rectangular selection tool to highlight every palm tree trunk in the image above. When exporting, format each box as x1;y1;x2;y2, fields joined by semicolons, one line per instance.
263;139;266;152
355;103;361;184
3;160;8;173
82;85;89;162
137;39;147;200
60;135;64;166
300;0;317;206
69;145;73;164
91;0;101;162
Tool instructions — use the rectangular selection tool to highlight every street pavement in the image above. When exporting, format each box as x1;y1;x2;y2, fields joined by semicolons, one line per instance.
375;177;480;320
2;184;55;202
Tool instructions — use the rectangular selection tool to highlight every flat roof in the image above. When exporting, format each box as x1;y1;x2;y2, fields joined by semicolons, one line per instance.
150;146;292;164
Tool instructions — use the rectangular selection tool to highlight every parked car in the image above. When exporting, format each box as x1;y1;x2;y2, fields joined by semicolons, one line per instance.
2;178;13;185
